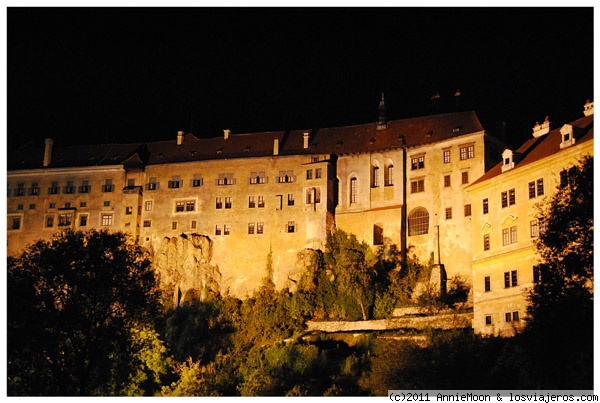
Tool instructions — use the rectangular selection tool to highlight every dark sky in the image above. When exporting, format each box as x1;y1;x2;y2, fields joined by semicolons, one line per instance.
7;7;594;152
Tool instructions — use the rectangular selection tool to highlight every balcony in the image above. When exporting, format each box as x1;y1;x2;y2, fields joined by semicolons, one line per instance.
123;185;143;195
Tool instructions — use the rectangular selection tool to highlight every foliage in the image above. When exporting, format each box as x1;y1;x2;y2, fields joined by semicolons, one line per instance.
7;229;161;396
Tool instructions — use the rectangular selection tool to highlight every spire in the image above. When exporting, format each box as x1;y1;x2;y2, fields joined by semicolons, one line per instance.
377;93;387;130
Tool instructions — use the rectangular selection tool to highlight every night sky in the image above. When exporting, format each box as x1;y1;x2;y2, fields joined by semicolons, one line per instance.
7;7;594;152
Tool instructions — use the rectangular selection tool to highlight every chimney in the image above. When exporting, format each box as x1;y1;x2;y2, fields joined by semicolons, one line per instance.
43;138;54;167
532;116;550;138
303;131;310;149
273;138;279;156
224;129;231;140
177;131;184;145
583;100;594;116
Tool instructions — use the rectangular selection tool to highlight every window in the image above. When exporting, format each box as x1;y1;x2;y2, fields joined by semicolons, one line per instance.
529;179;544;198
373;224;384;245
103;201;111;207
530;220;539;238
80;201;87;208
49;202;56;209
501;191;508;208
483;198;489;214
248;223;255;234
483;234;490;251
217;173;236;186
372;166;380;187
504;270;518;288
224;224;230;235
29;203;36;210
287;221;296;233
287;194;294;206
411;179;425;193
538;218;546;234
502;226;518;246
277;170;295;183
17;204;24;211
537;179;544;196
385;165;394;186
443;149;451;164
29;183;40;196
145;201;153;211
146;177;158;191
14;183;25;197
49;181;60;195
186;201;195;212
143;220;151;228
216;197;223;209
225;197;232;209
461;171;469;184
127;179;136;188
168;176;182;189
485;315;492;326
64;180;74;194
506;311;520;322
64;202;71;209
58;214;72;227
509;188;515;205
191;220;197;229
257;222;264;234
101;214;113;226
306;169;313;180
408;207;429;236
350;177;358;204
79;179;90;193
445;207;452;220
249;171;267;184
248;196;256;208
315;168;322;179
460;144;474;160
258;196;265;208
10;216;21;230
46;215;54;228
484;276;491;292
175;201;184;212
191;174;203;187
444;175;451;187
172;221;178;230
511;226;517;244
79;215;88;227
215;225;222;236
126;206;133;215
464;204;472;217
103;179;114;192
411;155;425;170
560;169;568;188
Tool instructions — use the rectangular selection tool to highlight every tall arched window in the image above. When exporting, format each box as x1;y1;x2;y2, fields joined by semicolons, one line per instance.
385;164;394;186
408;207;429;236
350;177;358;204
372;166;380;187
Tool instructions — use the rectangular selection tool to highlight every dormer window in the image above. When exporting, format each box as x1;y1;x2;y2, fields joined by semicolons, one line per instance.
560;124;576;149
501;149;515;172
583;100;594;117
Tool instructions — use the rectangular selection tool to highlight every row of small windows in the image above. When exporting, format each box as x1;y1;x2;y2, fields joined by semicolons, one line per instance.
371;165;395;187
411;144;475;171
484;311;520;326
481;219;546;251
483;270;519;293
8;213;111;230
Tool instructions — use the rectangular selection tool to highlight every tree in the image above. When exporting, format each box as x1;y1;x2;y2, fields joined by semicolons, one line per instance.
525;155;594;388
7;229;161;395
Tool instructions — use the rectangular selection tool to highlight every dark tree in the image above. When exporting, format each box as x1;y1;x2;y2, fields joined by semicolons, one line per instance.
524;155;594;388
7;229;161;396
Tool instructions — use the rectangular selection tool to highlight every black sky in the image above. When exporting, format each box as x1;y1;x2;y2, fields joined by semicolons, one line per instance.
7;7;594;151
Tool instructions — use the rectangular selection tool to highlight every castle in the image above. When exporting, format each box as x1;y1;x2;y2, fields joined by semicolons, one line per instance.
7;98;593;335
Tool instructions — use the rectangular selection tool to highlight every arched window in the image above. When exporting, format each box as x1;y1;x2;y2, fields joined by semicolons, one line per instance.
350;177;358;204
372;166;380;187
385;164;394;186
373;224;384;245
408;207;429;236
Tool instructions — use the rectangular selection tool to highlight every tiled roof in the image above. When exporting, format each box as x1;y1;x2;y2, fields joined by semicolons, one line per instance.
470;114;594;186
8;111;485;170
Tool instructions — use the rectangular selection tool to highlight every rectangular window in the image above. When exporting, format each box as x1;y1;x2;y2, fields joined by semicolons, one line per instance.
215;225;222;236
287;194;294;206
505;312;512;322
80;201;87;208
168;176;182;189
249;172;267;184
186;201;195;212
258;196;265;208
145;201;153;211
530;220;539;238
17;204;24;211
287;221;296;233
504;272;510;288
444;175;451;187
64;180;74;194
529;181;536;199
49;181;60;195
11;216;21;230
411;179;425;193
191;220;197;229
79;215;88;227
103;179;114;192
484;276;491;292
501;191;508;208
191;174;203;187
314;187;321;203
372;166;380;187
257;222;264;234
511;270;518;287
29;183;40;196
46;215;54;228
315;168;322;179
146;177;158;191
385;165;394;186
464;204;472;217
411;155;425;170
483;198;489;214
143;220;151;228
461;171;469;184
460;145;474;160
306;169;313;180
101;214;113;226
502;228;510;246
175;201;185;212
485;315;492;326
560;169;568;188
350;178;358;203
216;197;223;209
537;178;544;196
508;188;515;205
79;179;90;194
306;188;313;204
248;222;255;234
512;311;519;322
49;202;56;209
277;170;295;183
29;203;36;210
103;201;111;207
510;226;518;244
249;196;256;208
443;149;451;164
224;224;230;235
172;221;178;230
445;207;452;220
225;197;232;209
64;202;71;209
126;206;133;215
217;173;236;186
483;234;490;251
